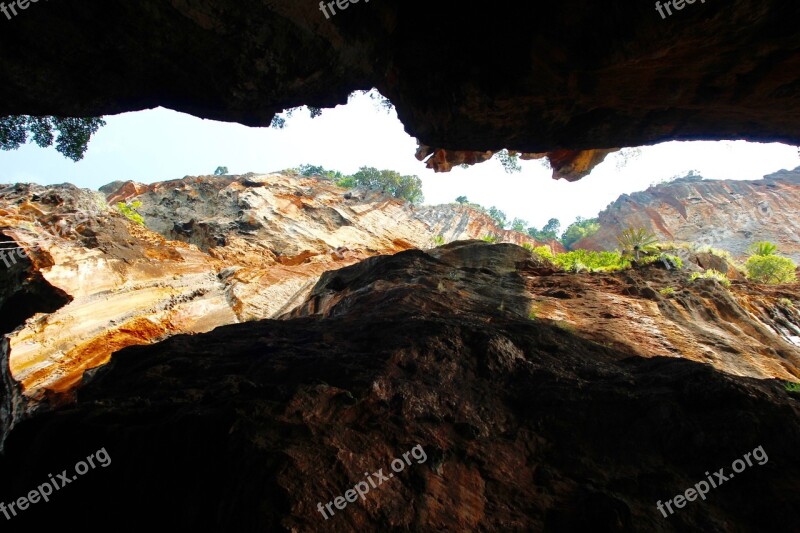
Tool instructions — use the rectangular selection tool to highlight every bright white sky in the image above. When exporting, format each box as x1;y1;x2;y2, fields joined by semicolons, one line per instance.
1;91;798;229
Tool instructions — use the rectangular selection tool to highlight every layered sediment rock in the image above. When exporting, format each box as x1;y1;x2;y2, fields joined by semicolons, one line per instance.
576;168;800;261
0;175;535;408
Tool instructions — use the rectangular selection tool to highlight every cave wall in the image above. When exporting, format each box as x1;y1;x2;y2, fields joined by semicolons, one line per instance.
0;0;799;156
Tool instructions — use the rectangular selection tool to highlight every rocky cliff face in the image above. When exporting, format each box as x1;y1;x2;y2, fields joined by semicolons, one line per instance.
0;175;537;423
1;241;798;531
576;168;800;261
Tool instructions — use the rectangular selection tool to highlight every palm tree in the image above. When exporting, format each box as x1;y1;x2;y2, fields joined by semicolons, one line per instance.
617;227;658;261
749;241;778;256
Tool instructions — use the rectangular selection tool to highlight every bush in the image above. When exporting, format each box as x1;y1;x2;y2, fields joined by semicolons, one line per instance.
522;243;555;263
785;381;800;394
554;250;630;273
433;235;446;247
745;255;797;284
659;287;676;297
689;269;731;288
779;297;794;308
117;201;145;226
481;234;499;243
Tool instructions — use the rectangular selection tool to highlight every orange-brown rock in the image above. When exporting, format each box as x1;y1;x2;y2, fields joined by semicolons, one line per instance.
0;175;538;415
1;241;798;531
576;168;800;262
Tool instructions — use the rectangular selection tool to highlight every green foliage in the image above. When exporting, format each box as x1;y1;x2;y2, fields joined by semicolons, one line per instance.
496;149;522;174
554;250;630;273
297;164;326;176
214;166;229;176
689;269;731;288
433;235;446;247
779;297;794;308
481;234;499;243
749;241;778;257
270;106;323;129
661;254;683;269
0;115;106;161
522;243;556;263
639;253;684;269
745;254;797;285
527;218;561;242
335;176;356;188
510;217;528;233
455;196;469;205
350;167;424;204
487;206;507;228
617;227;658;260
659;287;676;297
117;201;145;226
293;165;424;204
560;217;600;249
785;381;800;394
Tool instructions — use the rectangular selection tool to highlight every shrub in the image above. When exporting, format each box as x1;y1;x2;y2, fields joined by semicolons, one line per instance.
554;250;630;273
522;243;555;262
481;234;499;243
785;381;800;394
689;269;731;288
117;201;145;226
779;297;795;308
745;254;797;285
659;287;676;297
433;235;446;247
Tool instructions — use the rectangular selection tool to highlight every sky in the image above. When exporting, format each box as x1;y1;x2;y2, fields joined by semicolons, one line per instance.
1;91;798;229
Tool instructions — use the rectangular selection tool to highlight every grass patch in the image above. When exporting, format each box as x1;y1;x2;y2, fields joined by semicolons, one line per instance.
689;269;731;288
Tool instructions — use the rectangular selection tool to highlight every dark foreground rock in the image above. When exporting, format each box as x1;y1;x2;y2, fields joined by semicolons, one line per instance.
1;242;799;532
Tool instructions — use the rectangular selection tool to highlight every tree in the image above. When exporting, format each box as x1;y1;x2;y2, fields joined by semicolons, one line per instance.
455;196;469;205
617;227;658;261
214;166;229;176
510;217;528;232
351;166;424;204
749;241;778;257
0;115;106;161
487;206;507;228
495;149;522;174
560;217;600;249
527;218;561;241
297;164;326;177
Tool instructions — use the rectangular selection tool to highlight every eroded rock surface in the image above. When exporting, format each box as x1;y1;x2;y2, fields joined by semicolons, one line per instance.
0;175;533;406
1;241;798;531
576;168;800;261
